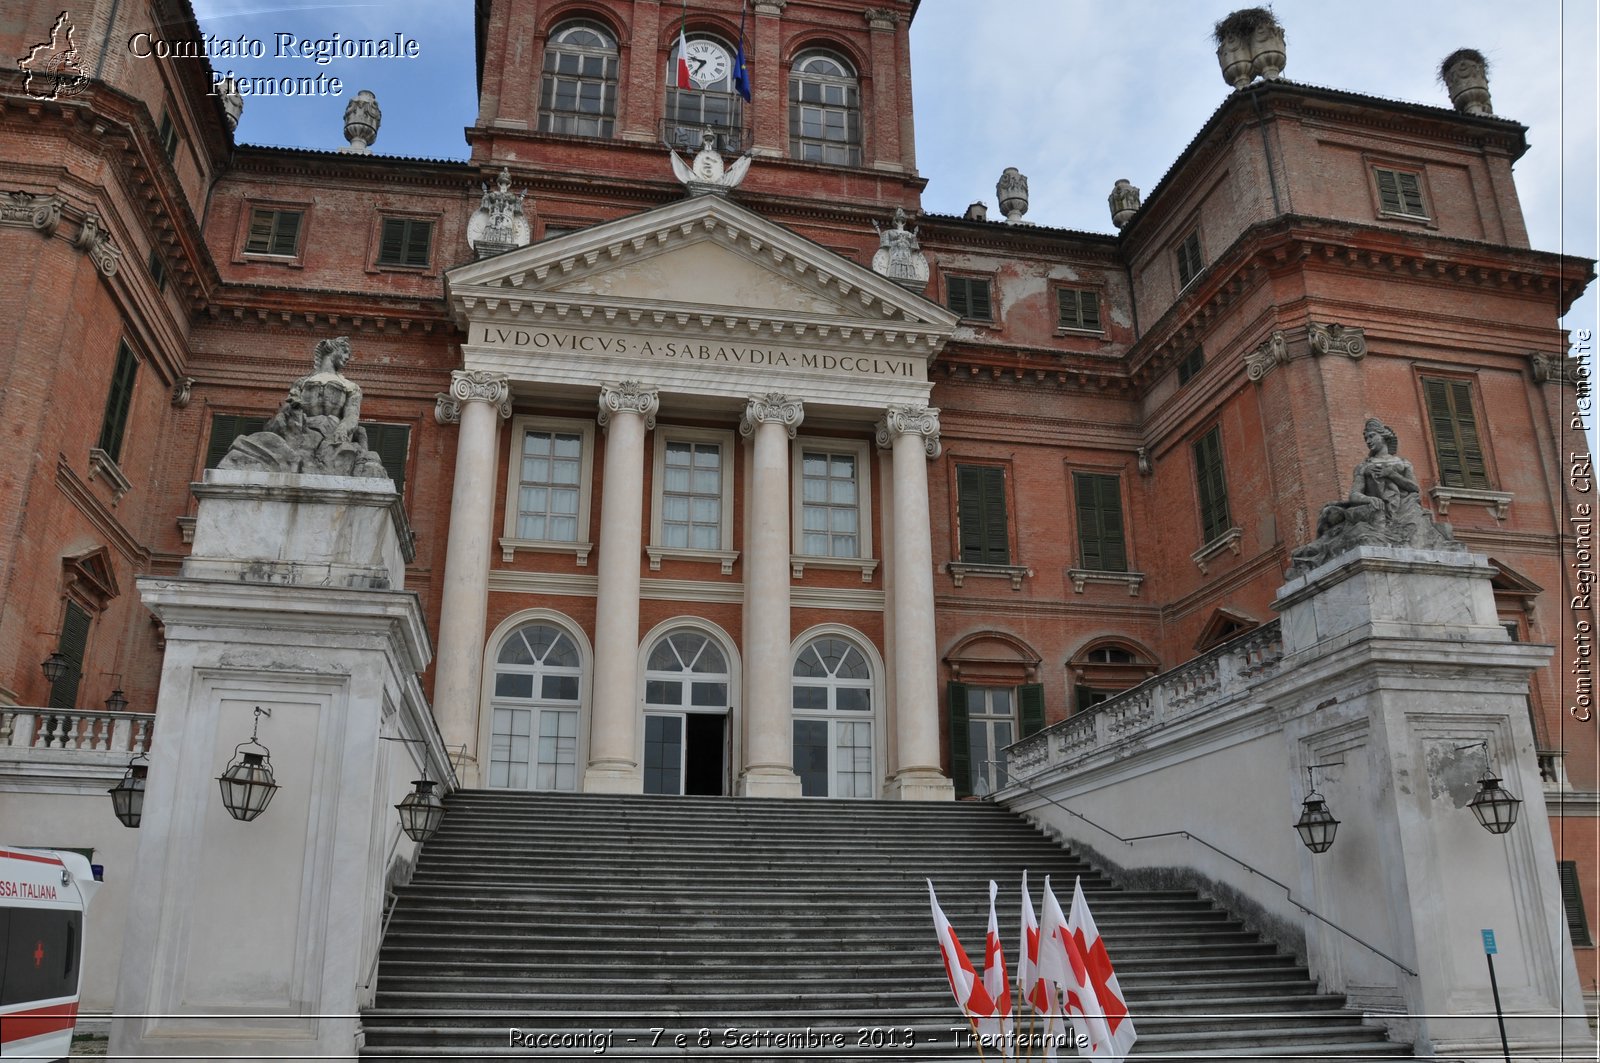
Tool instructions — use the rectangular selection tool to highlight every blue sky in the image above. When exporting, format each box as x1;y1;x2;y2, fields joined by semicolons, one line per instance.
191;0;1596;372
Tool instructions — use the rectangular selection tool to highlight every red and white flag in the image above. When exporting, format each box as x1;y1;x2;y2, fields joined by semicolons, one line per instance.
1020;871;1065;1061
673;25;693;89
1039;876;1116;1060
927;880;998;1025
981;880;1015;1059
1068;878;1136;1059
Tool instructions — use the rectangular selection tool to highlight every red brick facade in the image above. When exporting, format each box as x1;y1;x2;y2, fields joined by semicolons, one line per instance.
1;0;1594;992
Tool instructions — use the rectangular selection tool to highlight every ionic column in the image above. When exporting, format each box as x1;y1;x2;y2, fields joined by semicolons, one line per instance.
876;405;954;800
432;370;511;786
738;392;804;797
585;381;659;793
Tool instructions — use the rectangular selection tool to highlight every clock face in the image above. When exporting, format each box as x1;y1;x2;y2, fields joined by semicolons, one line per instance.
684;40;731;88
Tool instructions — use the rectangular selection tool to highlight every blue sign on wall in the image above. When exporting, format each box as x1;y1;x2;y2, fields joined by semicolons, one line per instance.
1481;929;1497;954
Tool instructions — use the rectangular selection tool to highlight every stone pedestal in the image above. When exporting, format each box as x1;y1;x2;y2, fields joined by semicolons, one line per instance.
1273;546;1592;1057
111;471;446;1061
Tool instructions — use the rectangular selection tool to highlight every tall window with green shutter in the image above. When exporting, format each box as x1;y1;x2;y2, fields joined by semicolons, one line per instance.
1057;288;1101;331
1193;425;1231;545
377;218;433;268
947;682;1044;798
1422;377;1490;488
947;276;992;321
1073;472;1128;572
96;342;139;463
1558;861;1594;947
1374;167;1428;219
1175;230;1203;288
956;464;1009;565
48;601;91;709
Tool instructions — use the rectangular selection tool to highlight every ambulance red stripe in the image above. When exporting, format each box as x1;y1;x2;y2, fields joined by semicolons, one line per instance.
0;999;80;1043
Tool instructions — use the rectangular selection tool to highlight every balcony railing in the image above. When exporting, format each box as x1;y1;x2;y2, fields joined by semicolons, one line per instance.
661;119;752;155
1;706;153;755
1008;620;1284;781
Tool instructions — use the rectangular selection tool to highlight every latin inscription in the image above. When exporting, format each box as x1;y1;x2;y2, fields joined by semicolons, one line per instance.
474;325;918;379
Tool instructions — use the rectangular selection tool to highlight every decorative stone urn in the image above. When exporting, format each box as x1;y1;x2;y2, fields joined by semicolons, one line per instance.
1108;178;1141;229
1440;49;1492;116
1215;30;1254;89
1248;20;1286;80
996;167;1028;224
342;89;381;153
218;75;243;132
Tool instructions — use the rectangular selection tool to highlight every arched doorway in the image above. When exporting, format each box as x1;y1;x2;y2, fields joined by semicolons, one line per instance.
791;634;878;798
641;627;733;795
486;619;585;790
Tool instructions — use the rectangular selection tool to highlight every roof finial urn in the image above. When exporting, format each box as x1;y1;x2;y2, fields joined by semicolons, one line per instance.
997;167;1028;224
218;75;243;133
1108;179;1141;229
1440;49;1492;116
1214;9;1287;88
342;90;381;153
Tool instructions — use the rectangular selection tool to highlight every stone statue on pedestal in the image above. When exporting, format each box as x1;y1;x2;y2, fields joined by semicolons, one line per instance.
1287;418;1460;577
871;207;929;289
468;167;531;257
219;336;388;479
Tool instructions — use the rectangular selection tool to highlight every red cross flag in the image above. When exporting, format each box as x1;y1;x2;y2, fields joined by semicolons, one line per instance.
982;880;1015;1059
1040;876;1116;1060
927;880;998;1028
1068;877;1137;1059
1020;871;1065;1060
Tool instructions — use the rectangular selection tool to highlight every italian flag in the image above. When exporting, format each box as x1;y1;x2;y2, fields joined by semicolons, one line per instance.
674;26;692;89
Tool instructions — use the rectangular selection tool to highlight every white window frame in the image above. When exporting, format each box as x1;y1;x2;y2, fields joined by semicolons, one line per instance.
648;425;739;574
789;624;886;799
790;436;877;582
500;414;596;565
636;618;742;796
477;609;593;793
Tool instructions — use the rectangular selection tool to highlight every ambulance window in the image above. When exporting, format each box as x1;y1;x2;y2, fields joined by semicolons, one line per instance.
1;909;82;1004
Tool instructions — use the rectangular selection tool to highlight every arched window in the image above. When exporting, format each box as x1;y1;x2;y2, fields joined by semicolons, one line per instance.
643;629;731;796
792;636;873;797
788;50;861;166
665;35;746;153
1068;638;1158;714
489;622;583;790
539;21;619;138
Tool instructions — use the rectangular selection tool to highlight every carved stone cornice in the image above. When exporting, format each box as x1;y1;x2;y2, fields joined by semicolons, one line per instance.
1308;321;1366;359
597;380;660;430
739;393;804;438
72;212;121;276
875;405;941;459
1244;330;1288;383
0;190;64;235
1530;352;1587;387
434;369;511;424
863;8;900;28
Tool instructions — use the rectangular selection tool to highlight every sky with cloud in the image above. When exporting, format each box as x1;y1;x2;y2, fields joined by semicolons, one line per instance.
190;0;1595;374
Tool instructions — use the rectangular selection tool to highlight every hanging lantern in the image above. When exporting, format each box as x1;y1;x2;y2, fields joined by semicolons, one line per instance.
1294;791;1340;854
216;707;280;822
108;755;148;828
41;651;69;683
1467;769;1521;835
395;777;446;842
105;688;129;713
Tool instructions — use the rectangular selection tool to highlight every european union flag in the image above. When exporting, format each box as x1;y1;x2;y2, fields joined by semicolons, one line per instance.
733;5;752;102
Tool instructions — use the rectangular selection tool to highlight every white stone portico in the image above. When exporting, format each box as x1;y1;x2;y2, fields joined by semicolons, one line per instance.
437;192;959;797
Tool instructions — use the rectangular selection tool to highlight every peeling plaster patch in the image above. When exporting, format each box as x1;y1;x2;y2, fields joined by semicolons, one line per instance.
1007;272;1049;302
1424;741;1482;808
1047;265;1083;283
1108;305;1132;329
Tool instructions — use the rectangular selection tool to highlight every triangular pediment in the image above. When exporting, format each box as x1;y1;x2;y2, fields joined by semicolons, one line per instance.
446;193;957;335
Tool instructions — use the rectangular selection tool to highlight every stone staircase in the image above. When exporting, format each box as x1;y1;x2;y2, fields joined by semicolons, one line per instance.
361;792;1416;1060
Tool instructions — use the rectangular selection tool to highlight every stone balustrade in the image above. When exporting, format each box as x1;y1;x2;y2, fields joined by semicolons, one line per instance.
1;706;153;755
1007;620;1284;781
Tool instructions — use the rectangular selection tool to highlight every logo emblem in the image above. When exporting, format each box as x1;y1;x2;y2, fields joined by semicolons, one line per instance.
19;12;89;101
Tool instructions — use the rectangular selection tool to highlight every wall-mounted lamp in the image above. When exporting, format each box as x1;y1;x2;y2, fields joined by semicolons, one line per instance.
41;651;69;684
382;736;447;843
217;706;280;822
1294;762;1343;854
103;672;128;713
1458;741;1521;835
108;753;149;828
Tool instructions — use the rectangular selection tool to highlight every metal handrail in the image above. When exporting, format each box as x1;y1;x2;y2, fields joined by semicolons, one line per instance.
1000;769;1418;978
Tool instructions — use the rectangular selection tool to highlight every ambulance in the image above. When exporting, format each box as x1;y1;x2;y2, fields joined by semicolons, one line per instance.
0;848;99;1061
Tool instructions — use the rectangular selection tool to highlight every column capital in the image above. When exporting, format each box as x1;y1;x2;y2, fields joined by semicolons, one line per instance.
435;370;511;424
597;380;660;430
739;392;804;439
753;0;787;14
875;404;941;458
863;7;901;29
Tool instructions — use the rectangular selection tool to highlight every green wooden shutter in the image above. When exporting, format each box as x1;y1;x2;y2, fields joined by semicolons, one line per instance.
1017;683;1045;738
271;211;302;256
48;601;91;709
379;219;407;265
1194;427;1231;543
957;464;986;563
969;279;991;321
206;413;269;468
1375;168;1402;213
948;277;970;318
1558;861;1594;947
1424;378;1490;489
1075;472;1103;571
403;221;433;267
245;209;274;254
1075;473;1127;572
97;343;139;462
1080;290;1100;330
948;681;971;798
362;422;410;494
979;466;1009;563
1396;171;1425;215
